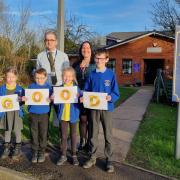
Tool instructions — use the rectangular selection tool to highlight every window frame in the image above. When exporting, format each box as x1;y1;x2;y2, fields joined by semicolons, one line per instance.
122;59;132;74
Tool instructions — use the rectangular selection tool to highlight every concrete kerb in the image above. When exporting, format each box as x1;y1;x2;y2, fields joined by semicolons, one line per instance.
122;162;177;180
0;166;35;180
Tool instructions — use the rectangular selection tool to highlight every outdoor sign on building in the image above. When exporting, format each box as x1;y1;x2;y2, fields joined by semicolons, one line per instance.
172;26;180;102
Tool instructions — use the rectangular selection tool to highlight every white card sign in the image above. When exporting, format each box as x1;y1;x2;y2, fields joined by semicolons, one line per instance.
53;86;78;104
25;89;49;105
83;92;108;110
0;94;20;112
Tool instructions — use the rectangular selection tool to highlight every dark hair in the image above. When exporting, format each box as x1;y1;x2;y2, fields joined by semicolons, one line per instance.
34;68;47;77
5;66;18;76
79;41;94;63
44;30;57;40
95;48;109;58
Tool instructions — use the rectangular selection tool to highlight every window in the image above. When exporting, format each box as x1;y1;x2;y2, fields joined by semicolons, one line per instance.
122;59;132;74
107;59;115;72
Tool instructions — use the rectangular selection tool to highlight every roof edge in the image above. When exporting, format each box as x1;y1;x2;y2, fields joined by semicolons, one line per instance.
106;31;174;50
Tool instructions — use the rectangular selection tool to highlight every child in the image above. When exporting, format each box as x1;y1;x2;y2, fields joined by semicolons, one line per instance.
83;49;120;173
23;68;52;163
0;67;24;159
56;67;81;166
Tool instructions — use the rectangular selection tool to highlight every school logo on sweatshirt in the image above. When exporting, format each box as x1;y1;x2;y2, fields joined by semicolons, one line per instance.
104;80;110;86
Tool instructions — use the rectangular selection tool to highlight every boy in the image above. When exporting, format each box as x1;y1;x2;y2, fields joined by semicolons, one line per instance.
83;49;120;173
23;68;52;163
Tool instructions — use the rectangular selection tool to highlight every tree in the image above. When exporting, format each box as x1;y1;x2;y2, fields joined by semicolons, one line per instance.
41;12;97;53
150;0;180;34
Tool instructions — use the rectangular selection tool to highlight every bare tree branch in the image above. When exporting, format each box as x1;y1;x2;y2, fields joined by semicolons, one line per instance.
150;0;180;34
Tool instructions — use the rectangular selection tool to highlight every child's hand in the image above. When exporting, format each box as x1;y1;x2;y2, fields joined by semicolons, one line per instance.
21;96;27;102
46;97;51;102
106;95;111;101
50;94;54;101
18;96;22;102
80;97;83;103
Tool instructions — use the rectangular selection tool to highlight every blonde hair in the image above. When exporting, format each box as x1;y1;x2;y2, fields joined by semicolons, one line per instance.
62;67;78;85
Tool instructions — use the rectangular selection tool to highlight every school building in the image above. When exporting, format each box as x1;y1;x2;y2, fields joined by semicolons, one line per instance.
105;31;175;86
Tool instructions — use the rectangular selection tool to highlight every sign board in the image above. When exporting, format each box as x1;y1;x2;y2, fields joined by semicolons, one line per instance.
172;26;180;102
133;63;140;72
147;47;162;53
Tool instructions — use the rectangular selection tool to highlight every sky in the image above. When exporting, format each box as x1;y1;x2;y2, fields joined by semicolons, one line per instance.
5;0;160;36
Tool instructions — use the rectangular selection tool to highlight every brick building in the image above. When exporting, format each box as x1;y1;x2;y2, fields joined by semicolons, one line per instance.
105;31;174;86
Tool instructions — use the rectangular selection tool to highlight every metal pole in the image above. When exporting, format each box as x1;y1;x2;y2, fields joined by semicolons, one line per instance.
57;0;64;52
176;103;180;159
175;25;180;159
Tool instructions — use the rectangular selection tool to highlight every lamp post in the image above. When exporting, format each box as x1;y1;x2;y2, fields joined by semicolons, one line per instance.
57;0;64;52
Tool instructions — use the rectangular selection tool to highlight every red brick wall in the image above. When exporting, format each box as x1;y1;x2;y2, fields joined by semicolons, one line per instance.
107;35;174;85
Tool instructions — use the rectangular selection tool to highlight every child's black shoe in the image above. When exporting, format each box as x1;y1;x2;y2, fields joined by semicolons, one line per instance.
38;151;45;163
1;143;10;159
106;161;114;173
72;155;79;166
12;143;21;159
56;155;67;166
31;150;38;163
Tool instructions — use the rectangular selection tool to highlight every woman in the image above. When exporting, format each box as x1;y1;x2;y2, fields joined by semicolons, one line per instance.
73;41;96;151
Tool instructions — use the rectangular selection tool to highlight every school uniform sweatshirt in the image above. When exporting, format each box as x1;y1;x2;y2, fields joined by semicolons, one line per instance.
84;68;120;111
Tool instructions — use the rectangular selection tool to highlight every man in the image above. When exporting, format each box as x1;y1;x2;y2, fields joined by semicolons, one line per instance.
37;30;69;86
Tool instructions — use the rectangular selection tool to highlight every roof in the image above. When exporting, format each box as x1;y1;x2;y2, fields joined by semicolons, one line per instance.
106;31;175;50
106;31;148;42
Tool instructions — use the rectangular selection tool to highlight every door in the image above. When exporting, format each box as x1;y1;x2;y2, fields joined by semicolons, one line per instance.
144;59;164;84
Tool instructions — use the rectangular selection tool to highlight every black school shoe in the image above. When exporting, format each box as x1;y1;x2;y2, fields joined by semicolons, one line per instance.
31;150;38;163
38;151;45;163
72;155;79;166
12;143;21;159
56;155;67;166
1;143;10;159
83;157;96;169
106;161;114;173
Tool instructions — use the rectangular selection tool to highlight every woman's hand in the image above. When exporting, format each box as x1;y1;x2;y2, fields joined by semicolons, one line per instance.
80;58;90;69
106;95;111;101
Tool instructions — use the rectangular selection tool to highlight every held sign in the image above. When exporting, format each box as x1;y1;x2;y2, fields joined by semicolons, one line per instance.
173;26;180;102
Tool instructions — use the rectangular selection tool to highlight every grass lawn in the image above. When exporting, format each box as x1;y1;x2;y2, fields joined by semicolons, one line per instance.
115;86;139;107
126;102;180;179
19;86;138;144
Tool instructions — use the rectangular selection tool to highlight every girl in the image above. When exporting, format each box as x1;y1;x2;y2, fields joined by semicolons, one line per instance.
56;67;81;166
0;67;24;159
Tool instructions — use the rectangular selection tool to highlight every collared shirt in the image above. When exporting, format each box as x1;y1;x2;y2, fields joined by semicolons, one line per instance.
37;49;70;86
96;67;107;73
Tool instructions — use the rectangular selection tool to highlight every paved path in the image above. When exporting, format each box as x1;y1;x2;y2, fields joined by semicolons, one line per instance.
97;86;154;162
